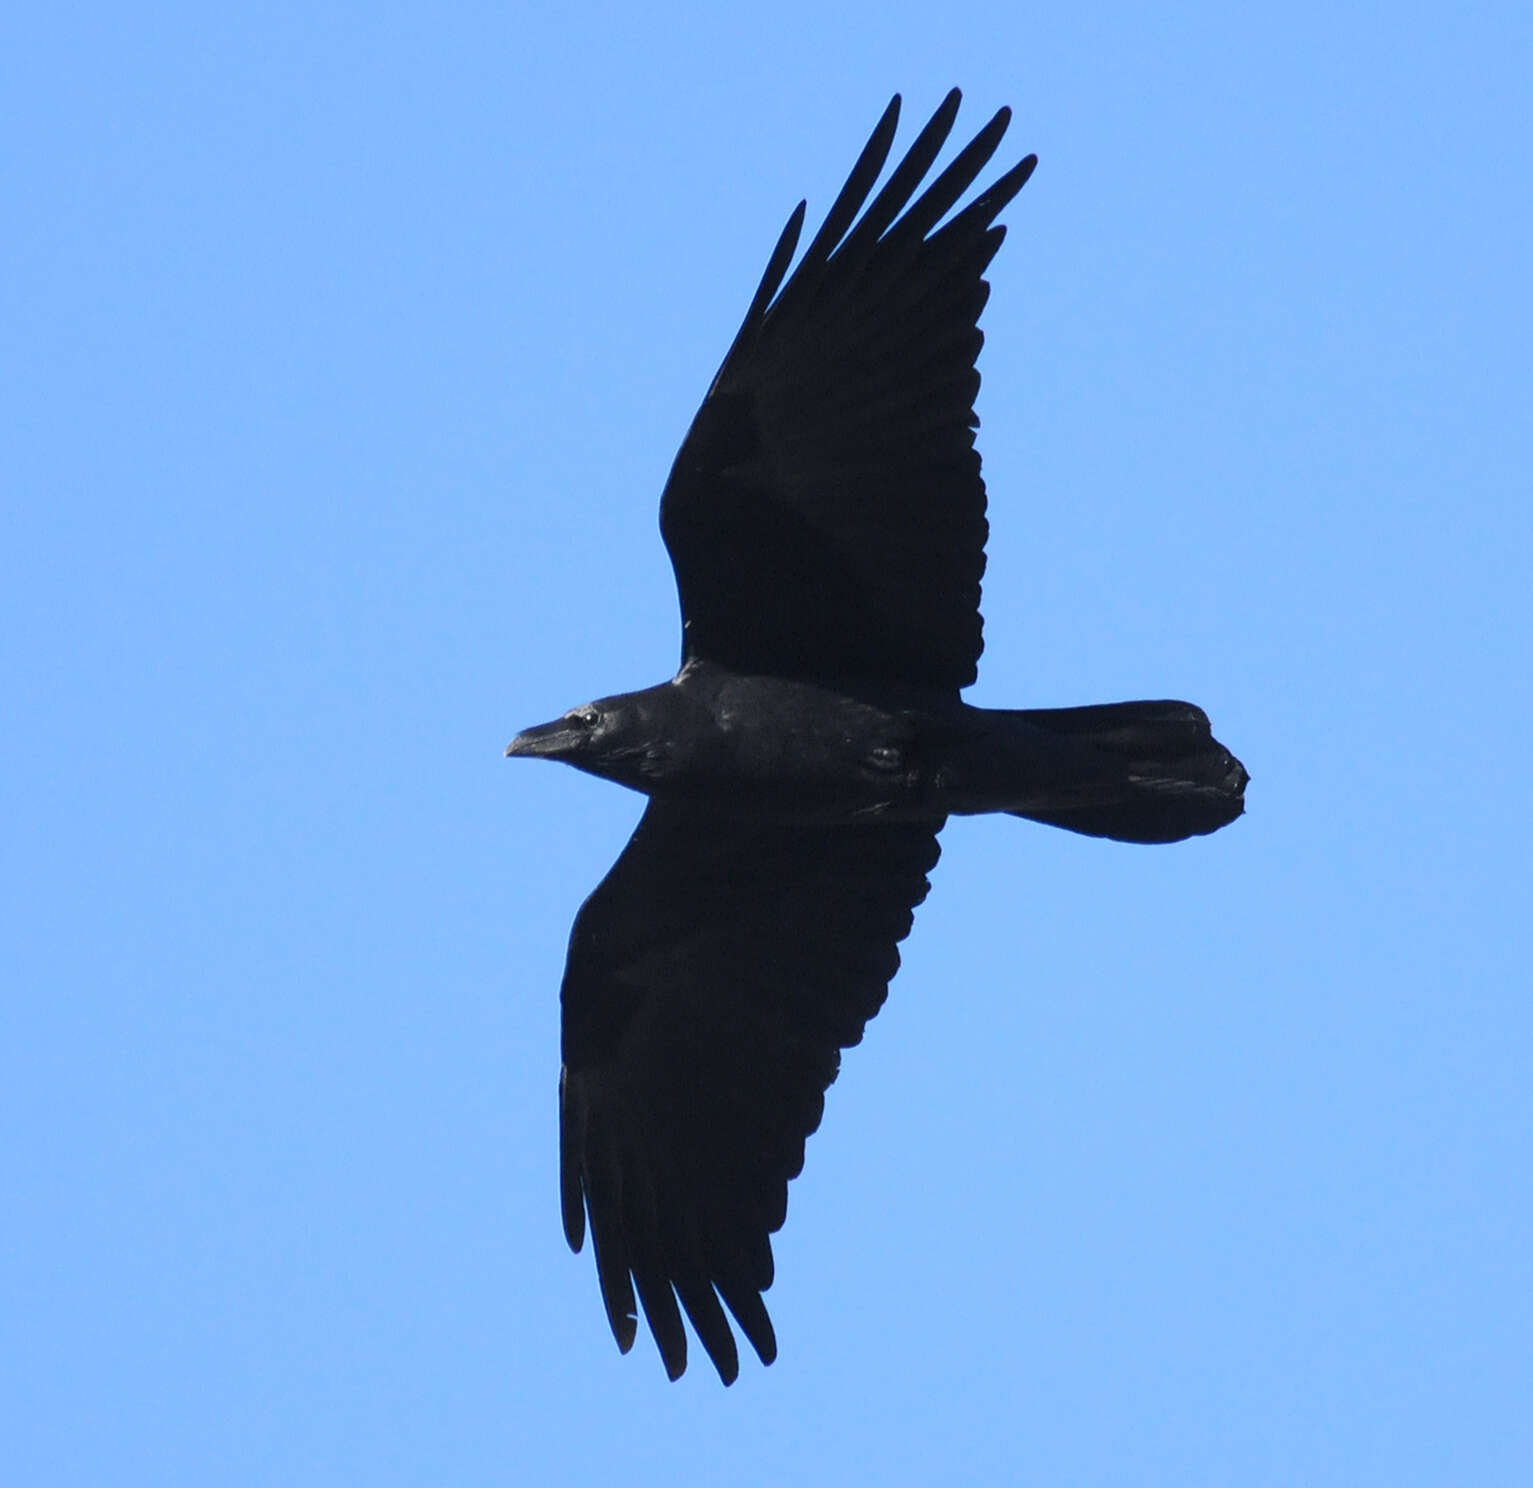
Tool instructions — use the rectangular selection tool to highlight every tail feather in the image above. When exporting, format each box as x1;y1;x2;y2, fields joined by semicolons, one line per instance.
1007;701;1248;844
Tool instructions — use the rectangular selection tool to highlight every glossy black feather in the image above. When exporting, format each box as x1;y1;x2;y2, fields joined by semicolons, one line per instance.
558;804;941;1382
661;91;1036;690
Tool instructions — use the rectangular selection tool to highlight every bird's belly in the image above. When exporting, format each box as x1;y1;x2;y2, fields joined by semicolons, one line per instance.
658;736;933;824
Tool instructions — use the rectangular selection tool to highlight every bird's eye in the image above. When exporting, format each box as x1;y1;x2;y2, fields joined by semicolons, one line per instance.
571;708;599;730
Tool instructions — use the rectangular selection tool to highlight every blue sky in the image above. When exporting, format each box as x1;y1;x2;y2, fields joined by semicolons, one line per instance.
5;4;1531;1484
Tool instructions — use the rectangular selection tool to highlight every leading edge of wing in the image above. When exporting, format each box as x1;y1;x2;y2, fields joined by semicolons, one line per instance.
557;801;943;1382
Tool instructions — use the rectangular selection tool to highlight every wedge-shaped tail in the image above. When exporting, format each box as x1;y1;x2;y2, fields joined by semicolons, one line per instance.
1002;701;1248;843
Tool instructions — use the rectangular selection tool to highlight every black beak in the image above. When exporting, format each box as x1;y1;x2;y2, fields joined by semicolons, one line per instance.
504;718;576;760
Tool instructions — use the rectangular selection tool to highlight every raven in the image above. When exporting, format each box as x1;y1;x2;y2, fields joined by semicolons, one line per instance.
507;90;1247;1384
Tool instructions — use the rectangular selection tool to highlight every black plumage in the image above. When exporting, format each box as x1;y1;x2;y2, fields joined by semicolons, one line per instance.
506;90;1247;1383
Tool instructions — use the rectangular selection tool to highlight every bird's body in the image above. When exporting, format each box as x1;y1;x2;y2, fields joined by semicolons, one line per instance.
513;663;922;821
507;90;1247;1384
513;661;1245;837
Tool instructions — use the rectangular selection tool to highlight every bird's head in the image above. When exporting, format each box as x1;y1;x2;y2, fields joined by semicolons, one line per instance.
505;687;688;792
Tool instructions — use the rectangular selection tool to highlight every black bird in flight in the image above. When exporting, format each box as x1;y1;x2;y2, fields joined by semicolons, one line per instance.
507;90;1247;1384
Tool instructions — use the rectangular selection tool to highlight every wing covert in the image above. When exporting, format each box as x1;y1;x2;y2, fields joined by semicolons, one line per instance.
558;801;943;1383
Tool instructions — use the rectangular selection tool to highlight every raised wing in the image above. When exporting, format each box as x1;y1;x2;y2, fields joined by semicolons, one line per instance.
660;90;1036;691
558;802;943;1382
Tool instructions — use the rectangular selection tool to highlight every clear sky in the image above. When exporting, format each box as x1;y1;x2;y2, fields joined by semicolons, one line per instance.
5;4;1531;1484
